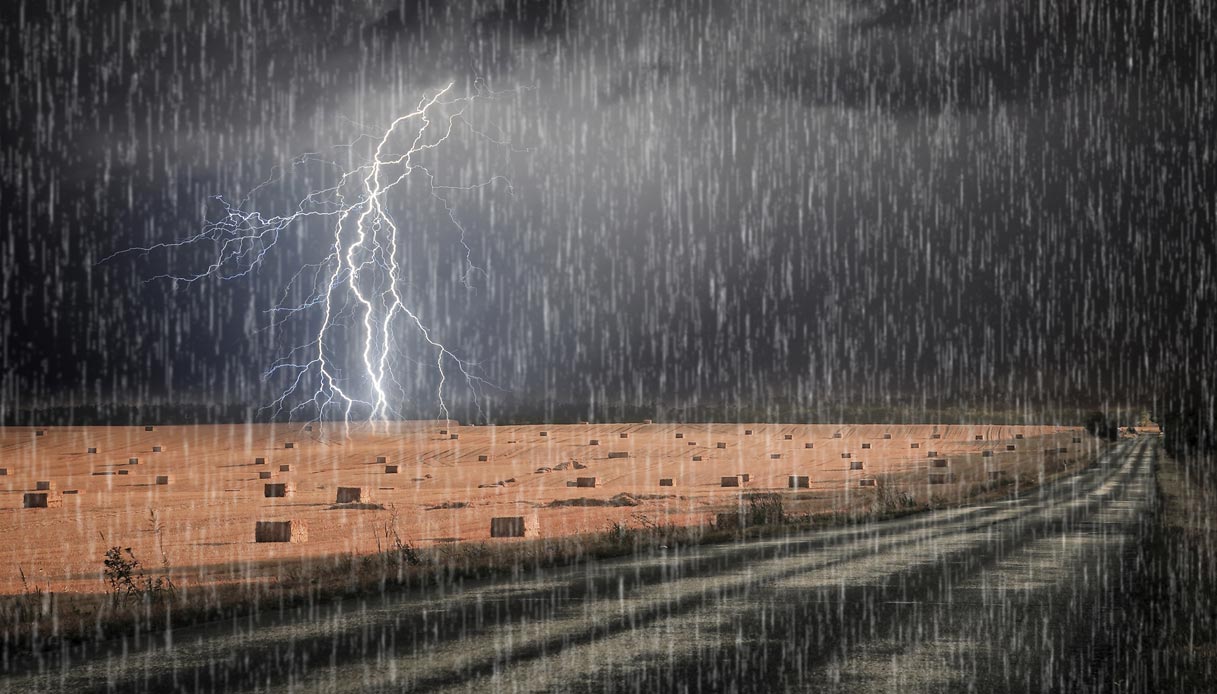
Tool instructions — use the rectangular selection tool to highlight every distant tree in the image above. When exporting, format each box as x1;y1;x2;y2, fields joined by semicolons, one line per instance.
1083;411;1119;441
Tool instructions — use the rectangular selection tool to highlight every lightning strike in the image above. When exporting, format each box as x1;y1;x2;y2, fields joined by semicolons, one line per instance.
109;84;519;425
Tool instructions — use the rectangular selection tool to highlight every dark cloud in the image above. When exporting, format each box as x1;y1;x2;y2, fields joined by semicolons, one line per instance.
750;0;1213;112
1;0;1214;421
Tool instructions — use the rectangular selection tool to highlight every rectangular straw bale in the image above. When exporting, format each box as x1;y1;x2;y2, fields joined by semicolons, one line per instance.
23;492;61;508
264;482;294;498
490;516;528;538
255;520;307;543
335;486;370;503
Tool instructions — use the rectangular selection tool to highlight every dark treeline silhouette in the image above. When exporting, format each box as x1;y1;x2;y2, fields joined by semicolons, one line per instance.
2;397;1152;430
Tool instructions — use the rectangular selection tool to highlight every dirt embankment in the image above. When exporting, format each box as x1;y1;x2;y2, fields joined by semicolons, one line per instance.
1129;443;1217;691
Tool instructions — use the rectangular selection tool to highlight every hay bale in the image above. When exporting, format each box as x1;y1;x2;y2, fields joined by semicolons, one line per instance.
858;479;877;487
850;461;864;471
385;465;398;474
575;477;598;488
717;442;727;449
284;442;295;449
721;476;740;487
607;451;629;459
279;464;291;472
264;482;294;498
155;475;171;485
336;487;370;504
788;475;810;489
255;520;307;543
716;512;744;529
23;492;61;508
35;481;55;491
659;478;674;486
258;471;273;480
490;516;529;538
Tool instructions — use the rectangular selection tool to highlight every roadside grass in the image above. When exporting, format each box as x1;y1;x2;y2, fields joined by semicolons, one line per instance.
1132;444;1217;691
0;442;1109;660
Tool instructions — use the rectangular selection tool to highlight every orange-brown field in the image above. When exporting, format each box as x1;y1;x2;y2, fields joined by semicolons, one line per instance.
0;422;1098;595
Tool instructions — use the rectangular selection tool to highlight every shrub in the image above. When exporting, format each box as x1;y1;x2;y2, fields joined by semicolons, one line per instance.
102;547;174;605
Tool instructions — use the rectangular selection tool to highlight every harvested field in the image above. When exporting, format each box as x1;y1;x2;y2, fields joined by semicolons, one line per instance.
0;421;1099;594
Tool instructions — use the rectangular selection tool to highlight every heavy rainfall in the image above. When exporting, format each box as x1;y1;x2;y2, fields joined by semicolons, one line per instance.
0;1;1214;692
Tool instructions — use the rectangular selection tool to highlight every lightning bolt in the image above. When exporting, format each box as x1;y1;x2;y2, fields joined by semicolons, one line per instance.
107;84;521;425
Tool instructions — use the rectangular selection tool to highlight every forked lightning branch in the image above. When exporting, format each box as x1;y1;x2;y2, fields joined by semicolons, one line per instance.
112;84;513;423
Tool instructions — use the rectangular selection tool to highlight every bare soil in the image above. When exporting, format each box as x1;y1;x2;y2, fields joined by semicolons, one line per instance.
0;421;1097;595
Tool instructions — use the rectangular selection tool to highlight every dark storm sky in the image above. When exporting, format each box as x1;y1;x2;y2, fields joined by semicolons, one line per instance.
1;0;1214;420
